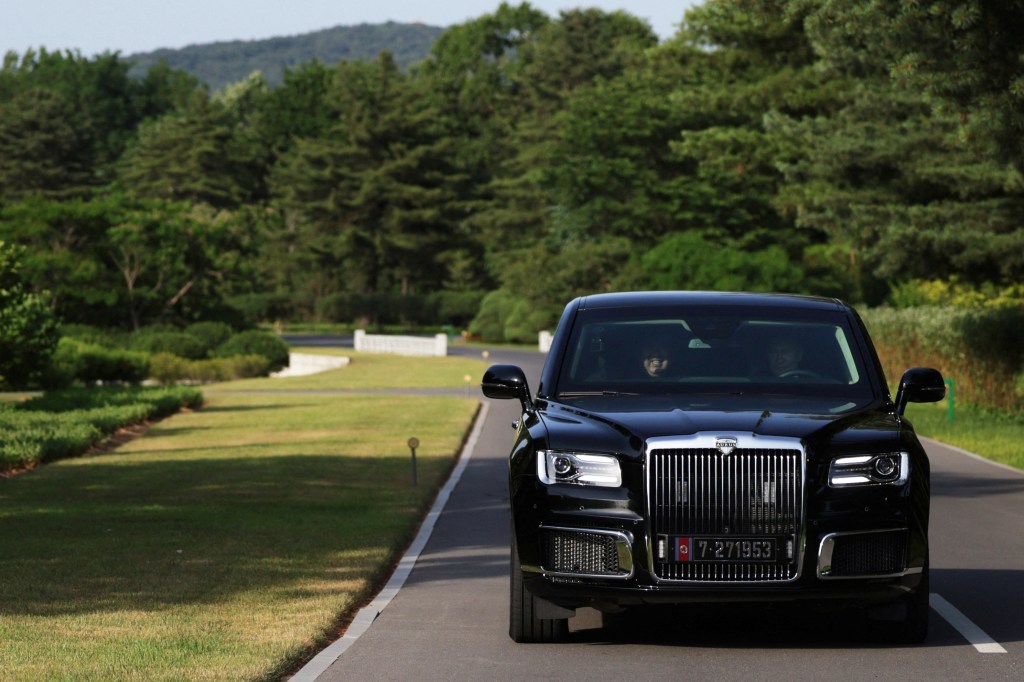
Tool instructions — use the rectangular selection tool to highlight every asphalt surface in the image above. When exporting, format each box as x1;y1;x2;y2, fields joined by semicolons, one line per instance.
288;340;1024;681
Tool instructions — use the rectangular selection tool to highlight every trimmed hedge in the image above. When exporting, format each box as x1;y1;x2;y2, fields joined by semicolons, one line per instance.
149;352;270;384
1;386;203;471
49;338;150;386
213;330;289;373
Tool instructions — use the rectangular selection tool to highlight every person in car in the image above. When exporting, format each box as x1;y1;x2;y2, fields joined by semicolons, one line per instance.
766;336;805;377
641;342;674;378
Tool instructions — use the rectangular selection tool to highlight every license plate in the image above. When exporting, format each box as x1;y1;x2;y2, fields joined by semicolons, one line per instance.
672;536;784;563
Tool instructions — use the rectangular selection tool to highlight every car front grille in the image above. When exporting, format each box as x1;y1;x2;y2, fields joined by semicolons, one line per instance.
648;444;803;582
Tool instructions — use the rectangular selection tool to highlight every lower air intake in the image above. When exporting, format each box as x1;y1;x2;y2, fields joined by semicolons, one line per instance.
827;530;907;577
541;528;632;578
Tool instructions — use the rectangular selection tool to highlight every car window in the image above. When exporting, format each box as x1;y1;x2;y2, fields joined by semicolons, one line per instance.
557;307;875;406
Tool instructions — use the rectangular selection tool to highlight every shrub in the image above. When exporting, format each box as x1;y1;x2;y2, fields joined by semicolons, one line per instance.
2;385;203;471
51;338;150;385
149;352;271;384
468;290;521;342
184;321;234;356
213;331;289;372
428;290;486;328
129;329;207;360
58;324;128;348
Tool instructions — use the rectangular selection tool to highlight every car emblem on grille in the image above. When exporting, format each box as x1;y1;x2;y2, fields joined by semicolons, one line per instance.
716;438;737;456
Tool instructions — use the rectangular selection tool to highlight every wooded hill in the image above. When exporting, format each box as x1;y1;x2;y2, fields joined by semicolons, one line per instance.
125;22;445;90
1;0;1023;344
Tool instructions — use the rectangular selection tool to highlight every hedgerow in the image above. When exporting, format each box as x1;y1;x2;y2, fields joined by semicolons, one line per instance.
0;386;202;472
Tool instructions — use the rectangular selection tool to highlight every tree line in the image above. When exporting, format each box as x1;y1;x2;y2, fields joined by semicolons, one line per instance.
1;0;1022;343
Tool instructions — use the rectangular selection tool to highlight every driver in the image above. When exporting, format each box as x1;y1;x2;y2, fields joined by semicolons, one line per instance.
766;337;804;377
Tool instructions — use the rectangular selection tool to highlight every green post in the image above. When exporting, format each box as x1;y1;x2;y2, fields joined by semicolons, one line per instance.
944;378;955;423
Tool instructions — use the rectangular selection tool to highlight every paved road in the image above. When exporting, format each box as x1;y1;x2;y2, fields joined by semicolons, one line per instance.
293;343;1024;680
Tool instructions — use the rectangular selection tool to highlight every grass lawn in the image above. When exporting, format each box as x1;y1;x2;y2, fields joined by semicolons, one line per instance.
0;350;485;681
905;399;1024;470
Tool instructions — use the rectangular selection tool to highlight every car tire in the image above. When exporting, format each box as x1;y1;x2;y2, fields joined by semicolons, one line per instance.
899;562;930;644
867;561;929;645
509;536;568;643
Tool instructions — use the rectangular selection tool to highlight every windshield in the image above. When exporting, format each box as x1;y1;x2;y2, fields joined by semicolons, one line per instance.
554;305;877;410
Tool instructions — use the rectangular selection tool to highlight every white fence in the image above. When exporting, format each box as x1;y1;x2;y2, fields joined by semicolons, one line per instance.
353;329;448;357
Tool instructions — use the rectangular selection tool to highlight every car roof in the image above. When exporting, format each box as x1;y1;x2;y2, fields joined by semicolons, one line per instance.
574;291;847;312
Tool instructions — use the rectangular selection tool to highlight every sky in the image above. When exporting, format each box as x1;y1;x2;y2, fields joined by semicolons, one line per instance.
3;1;701;58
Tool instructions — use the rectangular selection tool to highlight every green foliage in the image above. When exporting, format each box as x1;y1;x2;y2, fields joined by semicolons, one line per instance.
2;7;1024;338
50;338;150;386
860;305;1024;413
0;385;202;471
889;279;1024;309
0;241;60;389
184;321;235;354
128;329;207;360
213;330;290;372
626;230;808;293
148;352;270;384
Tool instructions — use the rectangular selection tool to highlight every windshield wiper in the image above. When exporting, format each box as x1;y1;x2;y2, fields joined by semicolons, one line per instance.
557;390;639;398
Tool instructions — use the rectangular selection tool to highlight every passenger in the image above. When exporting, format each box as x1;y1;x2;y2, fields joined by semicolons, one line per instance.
641;342;674;378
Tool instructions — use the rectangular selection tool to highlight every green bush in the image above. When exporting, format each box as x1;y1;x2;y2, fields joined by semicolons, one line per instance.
51;338;150;385
129;329;207;360
149;352;271;384
428;290;486;328
213;330;290;372
468;290;521;342
184;321;235;356
59;324;129;348
2;385;203;471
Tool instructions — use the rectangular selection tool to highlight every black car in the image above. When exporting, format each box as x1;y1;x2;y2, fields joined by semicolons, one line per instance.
481;292;945;643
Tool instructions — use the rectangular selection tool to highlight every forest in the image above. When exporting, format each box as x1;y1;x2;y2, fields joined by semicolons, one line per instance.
2;0;1023;346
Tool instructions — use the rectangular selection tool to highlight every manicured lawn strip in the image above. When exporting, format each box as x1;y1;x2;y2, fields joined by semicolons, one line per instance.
0;373;481;680
905;400;1024;470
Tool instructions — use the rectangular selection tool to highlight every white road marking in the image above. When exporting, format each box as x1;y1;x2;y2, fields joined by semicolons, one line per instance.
288;402;490;682
931;593;1007;653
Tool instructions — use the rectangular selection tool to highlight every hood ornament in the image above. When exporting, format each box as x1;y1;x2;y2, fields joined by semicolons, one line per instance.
715;437;737;456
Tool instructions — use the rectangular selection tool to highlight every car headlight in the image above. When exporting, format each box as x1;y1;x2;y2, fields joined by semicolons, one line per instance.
828;452;909;487
537;450;622;487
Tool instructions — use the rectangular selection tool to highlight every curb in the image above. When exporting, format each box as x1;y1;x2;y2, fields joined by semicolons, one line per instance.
288;401;490;681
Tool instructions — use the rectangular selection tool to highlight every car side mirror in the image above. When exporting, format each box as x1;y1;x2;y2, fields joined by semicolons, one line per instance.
895;367;946;416
481;364;535;413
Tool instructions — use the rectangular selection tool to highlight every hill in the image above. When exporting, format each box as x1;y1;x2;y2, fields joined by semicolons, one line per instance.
125;21;445;90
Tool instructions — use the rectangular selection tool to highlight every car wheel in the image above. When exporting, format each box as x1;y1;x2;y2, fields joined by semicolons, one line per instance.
867;562;929;645
509;536;568;643
899;562;930;644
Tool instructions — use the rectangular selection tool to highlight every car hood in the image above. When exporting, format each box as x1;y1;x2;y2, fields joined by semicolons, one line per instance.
538;398;902;461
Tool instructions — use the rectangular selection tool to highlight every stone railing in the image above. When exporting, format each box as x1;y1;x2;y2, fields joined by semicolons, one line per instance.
353;330;448;357
272;353;350;378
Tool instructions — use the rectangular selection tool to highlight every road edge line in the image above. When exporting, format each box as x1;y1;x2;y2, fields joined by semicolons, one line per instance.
289;401;490;681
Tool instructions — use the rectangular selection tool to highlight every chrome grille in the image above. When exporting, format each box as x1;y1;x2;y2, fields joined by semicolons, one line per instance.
649;444;803;582
540;528;633;579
